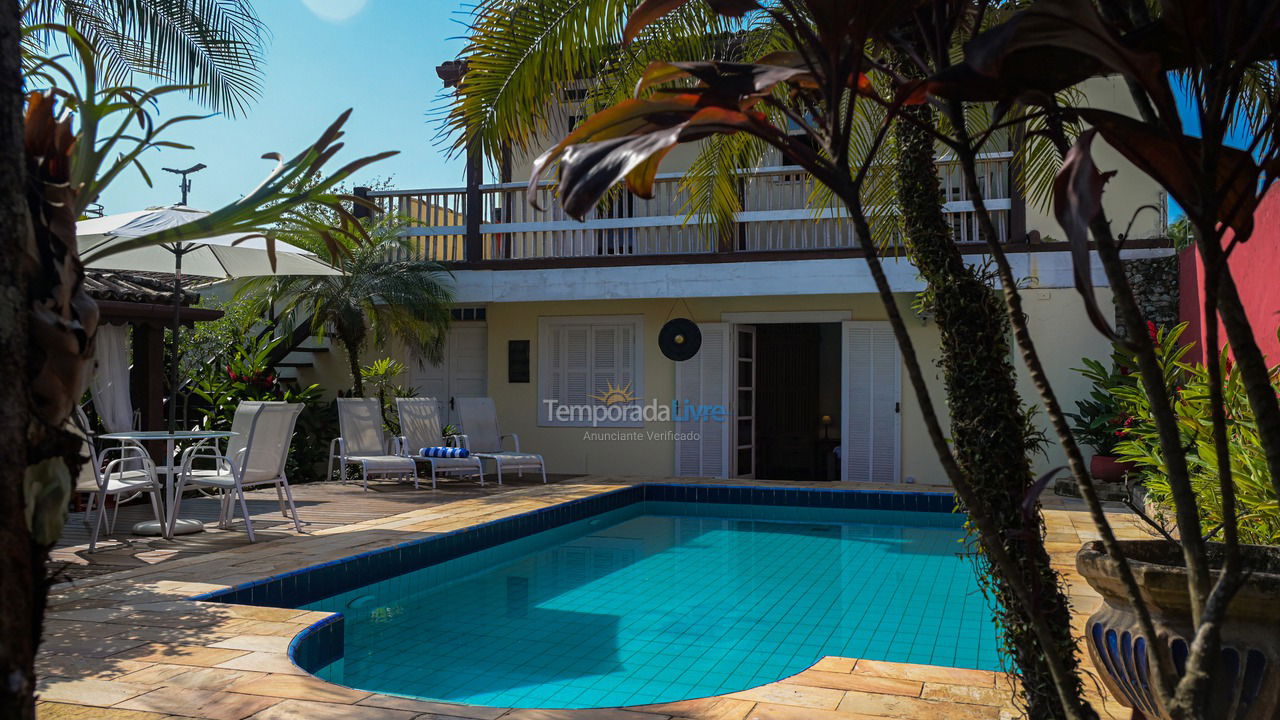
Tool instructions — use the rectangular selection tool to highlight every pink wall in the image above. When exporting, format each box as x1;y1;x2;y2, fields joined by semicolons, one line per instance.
1179;185;1280;365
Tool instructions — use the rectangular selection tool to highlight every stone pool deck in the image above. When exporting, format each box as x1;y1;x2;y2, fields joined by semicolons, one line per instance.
37;476;1150;720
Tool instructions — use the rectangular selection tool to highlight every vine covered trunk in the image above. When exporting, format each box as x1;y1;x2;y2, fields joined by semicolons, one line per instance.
892;99;1093;718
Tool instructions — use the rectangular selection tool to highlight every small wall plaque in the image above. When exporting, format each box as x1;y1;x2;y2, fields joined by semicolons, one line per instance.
508;340;530;383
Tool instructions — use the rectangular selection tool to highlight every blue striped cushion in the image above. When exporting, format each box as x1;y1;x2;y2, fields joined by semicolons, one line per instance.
421;446;469;458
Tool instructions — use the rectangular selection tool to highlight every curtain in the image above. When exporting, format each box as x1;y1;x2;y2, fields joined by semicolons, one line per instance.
90;324;134;432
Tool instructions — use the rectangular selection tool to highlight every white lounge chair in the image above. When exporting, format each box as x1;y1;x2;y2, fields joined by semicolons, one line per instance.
329;397;419;490
172;403;305;542
455;397;547;484
396;397;485;488
74;412;164;552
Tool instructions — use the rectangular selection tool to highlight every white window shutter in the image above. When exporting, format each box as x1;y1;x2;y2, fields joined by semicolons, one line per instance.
564;325;590;405
538;316;645;427
842;322;901;482
675;323;730;477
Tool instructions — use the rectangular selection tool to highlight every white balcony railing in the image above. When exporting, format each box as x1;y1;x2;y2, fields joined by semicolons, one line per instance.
369;153;1013;263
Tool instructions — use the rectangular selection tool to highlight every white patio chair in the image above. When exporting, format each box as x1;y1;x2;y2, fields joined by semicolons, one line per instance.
396;397;485;488
328;397;419;490
171;403;305;542
73;411;164;552
455;397;547;484
180;401;294;526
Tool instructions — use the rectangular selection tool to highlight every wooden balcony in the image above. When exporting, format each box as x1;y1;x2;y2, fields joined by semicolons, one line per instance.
369;153;1018;268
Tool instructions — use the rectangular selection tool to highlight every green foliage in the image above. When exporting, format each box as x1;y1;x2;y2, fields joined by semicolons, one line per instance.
188;334;334;482
178;293;266;377
1079;323;1280;544
360;358;418;435
1067;354;1137;456
1168;215;1194;251
240;217;453;397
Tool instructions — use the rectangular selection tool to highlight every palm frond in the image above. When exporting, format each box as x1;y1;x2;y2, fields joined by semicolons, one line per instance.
26;0;267;116
445;0;745;164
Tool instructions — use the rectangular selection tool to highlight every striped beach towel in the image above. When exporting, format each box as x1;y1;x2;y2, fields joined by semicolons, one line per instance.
421;446;470;458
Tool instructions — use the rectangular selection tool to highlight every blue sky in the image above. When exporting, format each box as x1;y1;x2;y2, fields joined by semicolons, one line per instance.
100;0;470;214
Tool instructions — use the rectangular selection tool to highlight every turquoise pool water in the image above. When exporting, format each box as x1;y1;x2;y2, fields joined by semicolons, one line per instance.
302;501;997;709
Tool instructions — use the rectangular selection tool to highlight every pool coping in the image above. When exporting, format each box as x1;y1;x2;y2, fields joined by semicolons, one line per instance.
37;476;1140;720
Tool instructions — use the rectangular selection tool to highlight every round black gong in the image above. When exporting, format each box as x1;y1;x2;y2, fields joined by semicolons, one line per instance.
659;318;701;361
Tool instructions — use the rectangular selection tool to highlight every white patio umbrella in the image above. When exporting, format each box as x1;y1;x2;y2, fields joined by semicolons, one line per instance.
80;205;342;433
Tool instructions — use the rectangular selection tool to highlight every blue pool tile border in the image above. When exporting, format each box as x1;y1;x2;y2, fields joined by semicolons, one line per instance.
187;483;955;675
191;484;955;607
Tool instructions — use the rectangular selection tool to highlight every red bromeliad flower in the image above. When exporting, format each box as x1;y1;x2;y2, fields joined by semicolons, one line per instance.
1146;321;1158;340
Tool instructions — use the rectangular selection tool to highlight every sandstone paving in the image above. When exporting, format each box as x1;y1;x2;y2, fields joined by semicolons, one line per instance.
37;477;1134;720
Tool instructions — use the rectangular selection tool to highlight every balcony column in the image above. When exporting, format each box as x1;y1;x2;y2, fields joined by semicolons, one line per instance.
466;137;483;262
437;58;483;263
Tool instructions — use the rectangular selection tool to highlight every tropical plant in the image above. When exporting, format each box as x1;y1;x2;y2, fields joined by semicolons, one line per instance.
2;14;392;719
360;357;418;435
242;217;454;398
1101;326;1280;546
178;293;265;376
1068;355;1137;457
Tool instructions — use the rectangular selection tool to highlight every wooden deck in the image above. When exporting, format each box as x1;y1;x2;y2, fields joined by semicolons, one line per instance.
51;475;585;582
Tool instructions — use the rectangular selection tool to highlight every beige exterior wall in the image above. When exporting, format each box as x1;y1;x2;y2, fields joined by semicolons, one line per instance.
428;288;1115;484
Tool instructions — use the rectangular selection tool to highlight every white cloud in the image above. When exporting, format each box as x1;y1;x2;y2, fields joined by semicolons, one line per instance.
300;0;370;23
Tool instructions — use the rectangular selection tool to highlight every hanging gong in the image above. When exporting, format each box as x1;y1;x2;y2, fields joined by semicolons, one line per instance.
659;318;701;361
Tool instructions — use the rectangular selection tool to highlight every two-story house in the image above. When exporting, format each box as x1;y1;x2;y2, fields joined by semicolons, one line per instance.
300;77;1173;485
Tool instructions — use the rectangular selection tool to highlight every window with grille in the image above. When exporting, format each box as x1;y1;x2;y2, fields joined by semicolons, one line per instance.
538;316;644;427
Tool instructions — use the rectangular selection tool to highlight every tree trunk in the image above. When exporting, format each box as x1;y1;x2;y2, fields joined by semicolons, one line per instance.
1;4;40;718
344;338;364;397
893;100;1093;718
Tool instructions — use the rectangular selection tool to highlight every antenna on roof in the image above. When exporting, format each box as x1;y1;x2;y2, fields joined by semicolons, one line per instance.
161;163;207;206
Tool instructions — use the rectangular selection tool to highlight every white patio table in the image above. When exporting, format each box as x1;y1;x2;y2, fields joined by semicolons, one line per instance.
100;429;237;538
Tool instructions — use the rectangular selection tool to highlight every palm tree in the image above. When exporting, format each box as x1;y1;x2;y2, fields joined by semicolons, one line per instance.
247;219;454;397
448;3;1090;716
24;0;267;115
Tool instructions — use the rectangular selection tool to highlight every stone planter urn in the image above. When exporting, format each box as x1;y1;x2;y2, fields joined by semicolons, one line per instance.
1077;539;1280;719
1089;454;1133;483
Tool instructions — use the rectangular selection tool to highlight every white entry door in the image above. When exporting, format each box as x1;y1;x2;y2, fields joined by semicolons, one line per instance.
733;325;756;478
840;321;901;482
674;322;731;478
409;324;488;426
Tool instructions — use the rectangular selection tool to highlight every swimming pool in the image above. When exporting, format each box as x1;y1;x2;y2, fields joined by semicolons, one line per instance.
194;485;998;710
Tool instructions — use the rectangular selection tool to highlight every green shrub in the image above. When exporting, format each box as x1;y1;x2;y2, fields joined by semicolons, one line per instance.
1080;323;1280;544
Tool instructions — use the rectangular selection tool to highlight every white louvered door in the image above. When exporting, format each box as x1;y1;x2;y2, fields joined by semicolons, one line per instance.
409;325;488;426
841;321;901;482
675;323;731;478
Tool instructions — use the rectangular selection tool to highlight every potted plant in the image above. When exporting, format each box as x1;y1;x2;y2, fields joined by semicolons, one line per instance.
1068;356;1135;483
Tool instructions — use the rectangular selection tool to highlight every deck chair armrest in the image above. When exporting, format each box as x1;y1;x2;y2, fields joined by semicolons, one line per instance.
98;444;149;462
330;437;347;458
448;434;469;449
393;436;408;456
179;436;220;465
183;453;238;478
180;446;230;474
500;433;521;452
101;455;157;482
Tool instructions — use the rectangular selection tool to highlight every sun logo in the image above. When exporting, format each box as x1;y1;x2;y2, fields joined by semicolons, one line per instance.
590;381;636;405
